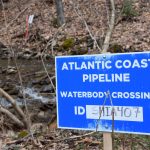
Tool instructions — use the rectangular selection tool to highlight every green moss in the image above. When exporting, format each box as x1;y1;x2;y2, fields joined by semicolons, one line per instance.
69;45;88;55
109;44;124;53
18;130;28;138
122;0;138;19
52;17;59;28
62;38;75;50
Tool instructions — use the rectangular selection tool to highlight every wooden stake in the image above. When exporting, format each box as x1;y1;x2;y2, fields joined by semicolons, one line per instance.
103;132;112;150
102;0;115;148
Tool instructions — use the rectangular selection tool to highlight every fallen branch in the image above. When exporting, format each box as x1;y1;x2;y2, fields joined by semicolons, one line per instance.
40;131;96;143
0;88;28;128
0;105;24;127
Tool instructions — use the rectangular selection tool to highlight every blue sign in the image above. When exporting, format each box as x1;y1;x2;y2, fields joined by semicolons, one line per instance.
55;52;150;135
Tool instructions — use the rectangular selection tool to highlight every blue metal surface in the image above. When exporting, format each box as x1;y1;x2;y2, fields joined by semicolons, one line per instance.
55;52;150;135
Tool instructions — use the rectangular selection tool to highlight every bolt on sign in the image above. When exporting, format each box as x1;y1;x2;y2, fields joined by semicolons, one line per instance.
55;52;150;135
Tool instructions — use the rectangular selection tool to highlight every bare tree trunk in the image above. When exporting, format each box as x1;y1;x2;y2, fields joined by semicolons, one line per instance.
55;0;65;26
102;0;115;53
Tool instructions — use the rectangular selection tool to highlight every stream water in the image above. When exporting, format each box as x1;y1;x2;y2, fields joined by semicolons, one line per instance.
0;59;55;107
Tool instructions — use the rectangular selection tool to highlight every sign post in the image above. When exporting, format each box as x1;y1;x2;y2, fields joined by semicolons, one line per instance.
103;90;113;150
103;132;112;150
55;52;150;146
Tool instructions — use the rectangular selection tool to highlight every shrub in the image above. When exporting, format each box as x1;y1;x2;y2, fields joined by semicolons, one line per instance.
122;0;138;19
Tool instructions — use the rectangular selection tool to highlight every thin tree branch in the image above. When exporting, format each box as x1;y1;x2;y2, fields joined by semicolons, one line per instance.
40;56;56;92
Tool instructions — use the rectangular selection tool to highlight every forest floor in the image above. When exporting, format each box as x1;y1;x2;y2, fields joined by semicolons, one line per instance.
0;0;150;56
0;0;150;149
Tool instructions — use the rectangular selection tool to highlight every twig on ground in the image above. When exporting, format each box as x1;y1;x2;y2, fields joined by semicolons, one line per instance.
41;131;96;143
